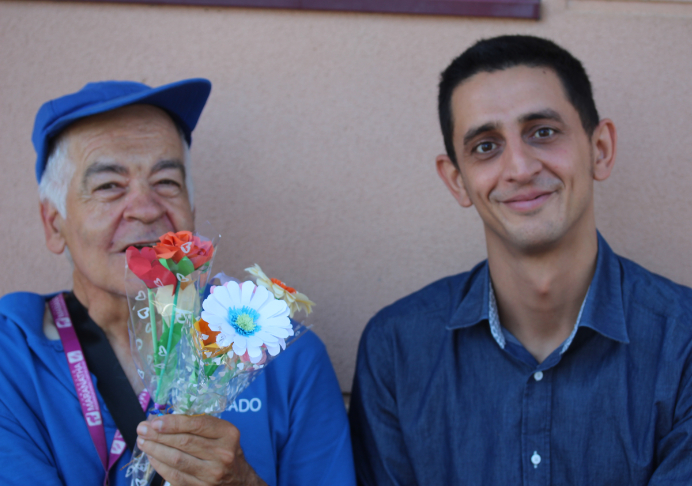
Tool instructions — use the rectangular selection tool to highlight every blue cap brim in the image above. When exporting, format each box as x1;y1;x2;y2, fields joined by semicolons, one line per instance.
33;78;211;182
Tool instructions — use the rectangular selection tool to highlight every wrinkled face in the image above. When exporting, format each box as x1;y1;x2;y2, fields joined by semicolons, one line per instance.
57;104;194;297
449;66;597;252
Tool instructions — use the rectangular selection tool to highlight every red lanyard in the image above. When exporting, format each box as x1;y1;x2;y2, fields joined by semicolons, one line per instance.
49;294;149;485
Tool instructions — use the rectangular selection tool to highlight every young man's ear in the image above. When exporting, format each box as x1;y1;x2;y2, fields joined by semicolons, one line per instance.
39;200;66;255
436;154;473;208
592;118;617;182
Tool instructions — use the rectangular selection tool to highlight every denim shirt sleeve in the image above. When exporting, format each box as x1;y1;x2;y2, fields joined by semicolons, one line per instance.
349;315;416;486
647;342;692;485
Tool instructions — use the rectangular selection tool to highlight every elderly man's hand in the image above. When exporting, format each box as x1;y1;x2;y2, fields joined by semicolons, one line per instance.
136;414;267;486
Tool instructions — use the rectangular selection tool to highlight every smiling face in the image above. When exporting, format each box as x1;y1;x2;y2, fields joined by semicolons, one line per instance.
43;104;194;297
436;65;615;254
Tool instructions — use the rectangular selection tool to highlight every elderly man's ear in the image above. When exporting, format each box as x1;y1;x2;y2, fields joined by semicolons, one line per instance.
40;200;66;255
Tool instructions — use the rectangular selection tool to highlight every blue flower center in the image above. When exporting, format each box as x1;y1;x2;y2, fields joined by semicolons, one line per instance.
228;306;261;336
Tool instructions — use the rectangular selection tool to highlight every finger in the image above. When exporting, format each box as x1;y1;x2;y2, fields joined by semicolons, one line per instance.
138;430;214;460
138;435;207;478
149;414;237;440
147;454;206;486
137;423;238;461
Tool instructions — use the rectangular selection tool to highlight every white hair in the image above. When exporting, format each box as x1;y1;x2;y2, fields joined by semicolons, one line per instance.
38;123;194;218
38;136;74;218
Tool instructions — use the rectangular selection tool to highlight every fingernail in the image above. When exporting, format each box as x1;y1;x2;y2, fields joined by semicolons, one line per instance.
153;419;163;431
137;424;148;435
137;437;145;447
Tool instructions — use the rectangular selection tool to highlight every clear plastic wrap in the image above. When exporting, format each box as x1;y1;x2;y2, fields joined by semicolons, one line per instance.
123;229;313;485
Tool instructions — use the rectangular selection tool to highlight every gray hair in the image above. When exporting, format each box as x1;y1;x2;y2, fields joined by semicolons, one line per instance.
38;124;194;218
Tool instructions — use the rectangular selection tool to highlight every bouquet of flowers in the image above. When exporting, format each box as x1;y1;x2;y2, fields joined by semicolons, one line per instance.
123;229;314;485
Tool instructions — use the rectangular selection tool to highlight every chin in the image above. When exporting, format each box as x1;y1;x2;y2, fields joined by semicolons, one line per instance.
505;224;566;253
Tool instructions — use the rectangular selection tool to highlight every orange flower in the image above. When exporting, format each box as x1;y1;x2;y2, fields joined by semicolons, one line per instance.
270;278;296;294
193;318;233;358
153;231;214;269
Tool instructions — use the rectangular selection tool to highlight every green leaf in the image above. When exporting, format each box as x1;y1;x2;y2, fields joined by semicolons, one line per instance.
168;256;195;277
204;363;220;378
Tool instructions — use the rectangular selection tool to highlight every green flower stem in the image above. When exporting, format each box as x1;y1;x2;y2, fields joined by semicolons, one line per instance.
155;281;180;403
147;289;158;364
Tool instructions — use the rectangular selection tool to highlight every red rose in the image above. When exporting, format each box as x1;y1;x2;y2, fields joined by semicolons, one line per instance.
153;231;214;269
126;246;177;289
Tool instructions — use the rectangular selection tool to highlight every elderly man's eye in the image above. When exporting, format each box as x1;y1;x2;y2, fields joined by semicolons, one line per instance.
157;179;181;188
155;179;183;195
474;142;497;154
95;182;120;191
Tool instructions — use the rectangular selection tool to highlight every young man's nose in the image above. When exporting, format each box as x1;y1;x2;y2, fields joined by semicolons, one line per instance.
502;138;541;183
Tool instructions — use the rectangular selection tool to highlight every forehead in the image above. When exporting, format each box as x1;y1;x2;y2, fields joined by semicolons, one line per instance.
62;104;184;171
450;66;576;135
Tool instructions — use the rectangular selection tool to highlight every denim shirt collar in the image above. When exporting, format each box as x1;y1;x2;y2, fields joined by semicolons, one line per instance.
446;233;629;345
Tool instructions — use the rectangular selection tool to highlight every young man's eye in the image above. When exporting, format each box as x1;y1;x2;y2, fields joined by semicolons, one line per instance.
474;142;497;154
534;127;556;138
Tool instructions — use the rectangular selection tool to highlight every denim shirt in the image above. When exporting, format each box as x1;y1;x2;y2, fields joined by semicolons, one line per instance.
350;235;692;486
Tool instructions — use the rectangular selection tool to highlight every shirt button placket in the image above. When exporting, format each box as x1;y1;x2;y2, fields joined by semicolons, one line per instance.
522;369;551;486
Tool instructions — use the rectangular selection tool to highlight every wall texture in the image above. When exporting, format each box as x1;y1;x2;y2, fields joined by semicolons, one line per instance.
1;0;691;392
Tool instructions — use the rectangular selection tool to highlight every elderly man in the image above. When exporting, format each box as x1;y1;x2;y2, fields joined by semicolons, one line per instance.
350;36;692;485
0;79;355;486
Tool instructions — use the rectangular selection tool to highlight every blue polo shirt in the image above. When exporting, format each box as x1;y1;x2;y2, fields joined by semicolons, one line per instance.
350;234;692;485
0;292;355;486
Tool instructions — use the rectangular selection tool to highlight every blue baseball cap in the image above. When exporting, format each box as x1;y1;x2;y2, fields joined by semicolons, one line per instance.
32;78;212;182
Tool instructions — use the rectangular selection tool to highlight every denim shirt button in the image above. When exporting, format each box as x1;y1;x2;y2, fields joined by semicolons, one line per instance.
531;451;541;467
533;371;544;381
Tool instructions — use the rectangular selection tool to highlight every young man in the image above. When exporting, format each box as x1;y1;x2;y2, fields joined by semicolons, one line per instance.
0;79;355;486
350;36;692;485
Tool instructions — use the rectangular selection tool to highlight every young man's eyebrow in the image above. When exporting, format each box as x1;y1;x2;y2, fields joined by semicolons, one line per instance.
463;122;500;147
151;159;186;179
518;109;564;125
82;162;128;186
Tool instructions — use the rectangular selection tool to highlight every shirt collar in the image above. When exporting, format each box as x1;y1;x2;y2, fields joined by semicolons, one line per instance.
445;233;629;345
578;233;629;344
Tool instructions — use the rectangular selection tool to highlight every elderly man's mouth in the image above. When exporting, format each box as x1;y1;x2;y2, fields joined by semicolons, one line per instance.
120;242;158;252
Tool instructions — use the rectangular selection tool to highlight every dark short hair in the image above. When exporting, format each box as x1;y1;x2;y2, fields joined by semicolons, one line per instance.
438;35;600;166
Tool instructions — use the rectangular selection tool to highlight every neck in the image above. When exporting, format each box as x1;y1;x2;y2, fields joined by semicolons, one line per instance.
72;273;130;345
486;227;598;363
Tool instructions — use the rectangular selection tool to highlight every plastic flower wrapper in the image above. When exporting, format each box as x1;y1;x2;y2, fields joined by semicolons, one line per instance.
125;250;313;485
124;226;218;485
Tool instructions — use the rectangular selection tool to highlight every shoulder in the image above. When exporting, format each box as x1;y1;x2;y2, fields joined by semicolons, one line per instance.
261;328;334;388
617;254;692;320
363;263;485;342
0;292;50;337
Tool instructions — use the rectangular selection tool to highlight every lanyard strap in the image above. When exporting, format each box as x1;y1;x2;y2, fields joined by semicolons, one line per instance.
49;294;149;484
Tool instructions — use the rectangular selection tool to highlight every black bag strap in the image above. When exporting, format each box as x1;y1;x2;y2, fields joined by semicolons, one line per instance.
65;293;164;486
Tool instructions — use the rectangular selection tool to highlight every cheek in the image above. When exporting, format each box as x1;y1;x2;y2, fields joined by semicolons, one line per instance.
167;201;194;230
465;167;501;200
71;205;122;250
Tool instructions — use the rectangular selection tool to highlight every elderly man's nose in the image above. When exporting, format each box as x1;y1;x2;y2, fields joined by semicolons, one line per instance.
124;187;166;223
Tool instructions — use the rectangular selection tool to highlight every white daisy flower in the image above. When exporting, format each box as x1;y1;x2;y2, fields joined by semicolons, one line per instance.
201;280;293;363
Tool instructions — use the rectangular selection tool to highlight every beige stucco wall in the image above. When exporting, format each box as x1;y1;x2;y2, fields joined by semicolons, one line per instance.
1;0;691;392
